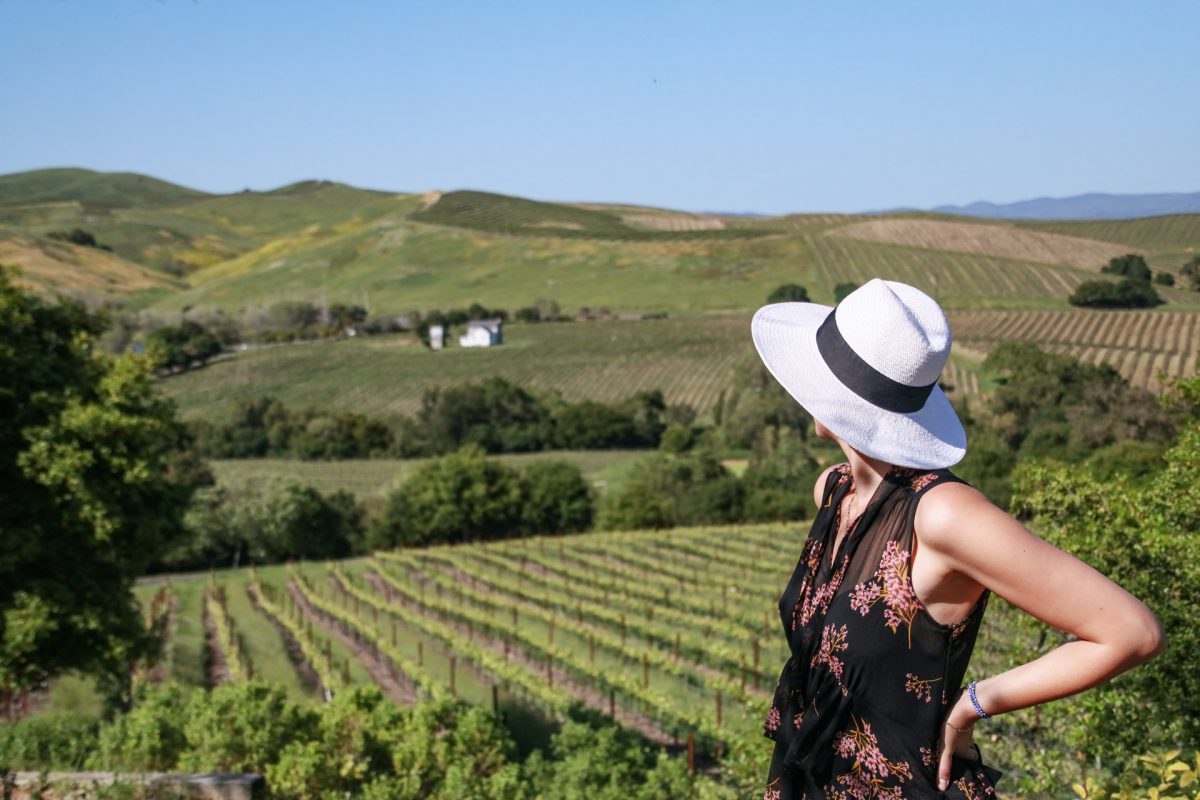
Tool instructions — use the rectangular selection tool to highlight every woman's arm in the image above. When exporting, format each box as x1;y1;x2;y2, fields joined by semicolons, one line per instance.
915;481;1166;790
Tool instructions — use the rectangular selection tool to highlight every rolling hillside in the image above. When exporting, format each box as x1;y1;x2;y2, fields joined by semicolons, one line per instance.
0;229;183;301
2;168;1199;315
3;168;1199;408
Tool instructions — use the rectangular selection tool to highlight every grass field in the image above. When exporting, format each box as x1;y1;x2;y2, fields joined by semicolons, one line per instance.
210;449;651;504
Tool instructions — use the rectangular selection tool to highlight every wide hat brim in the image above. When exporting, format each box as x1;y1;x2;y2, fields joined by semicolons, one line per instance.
751;301;967;469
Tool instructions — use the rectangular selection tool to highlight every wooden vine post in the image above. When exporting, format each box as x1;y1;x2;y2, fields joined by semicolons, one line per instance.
449;655;456;695
753;639;761;689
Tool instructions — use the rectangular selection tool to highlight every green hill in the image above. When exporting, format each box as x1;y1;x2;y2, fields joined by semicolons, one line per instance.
1;167;1199;314
0;171;413;286
411;189;773;241
0;167;210;208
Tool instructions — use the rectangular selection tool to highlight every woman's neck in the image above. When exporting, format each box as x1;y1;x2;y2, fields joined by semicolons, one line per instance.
839;443;894;504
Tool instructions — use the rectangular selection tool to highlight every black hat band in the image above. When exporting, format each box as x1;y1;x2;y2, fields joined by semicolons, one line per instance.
814;310;937;414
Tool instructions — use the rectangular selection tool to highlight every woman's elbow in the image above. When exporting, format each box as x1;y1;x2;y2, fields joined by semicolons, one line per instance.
1127;610;1167;664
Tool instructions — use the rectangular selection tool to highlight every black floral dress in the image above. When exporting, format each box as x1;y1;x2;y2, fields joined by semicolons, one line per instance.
762;463;1003;800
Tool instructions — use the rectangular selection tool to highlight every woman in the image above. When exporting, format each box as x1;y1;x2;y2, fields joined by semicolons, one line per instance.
750;279;1165;799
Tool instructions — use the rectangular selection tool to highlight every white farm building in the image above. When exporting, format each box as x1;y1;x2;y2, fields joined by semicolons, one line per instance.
459;318;504;348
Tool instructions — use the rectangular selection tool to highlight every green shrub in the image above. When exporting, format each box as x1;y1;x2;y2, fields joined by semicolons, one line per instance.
179;682;316;774
1011;417;1200;762
766;283;810;303
370;443;525;548
92;683;188;771
0;712;98;772
519;460;595;535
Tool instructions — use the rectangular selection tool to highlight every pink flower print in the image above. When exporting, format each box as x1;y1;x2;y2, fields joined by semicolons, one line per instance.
920;746;934;768
847;541;921;648
949;614;972;640
763;778;782;800
764;705;781;734
908;471;939;492
849;580;881;616
811;623;850;693
904;672;941;703
827;716;912;799
954;773;996;799
793;709;805;729
804;538;825;573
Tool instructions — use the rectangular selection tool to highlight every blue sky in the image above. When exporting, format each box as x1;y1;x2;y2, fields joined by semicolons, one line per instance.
2;1;1197;214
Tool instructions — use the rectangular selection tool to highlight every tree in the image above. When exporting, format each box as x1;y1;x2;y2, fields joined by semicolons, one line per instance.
834;282;859;303
327;303;367;330
740;435;817;522
1152;271;1175;287
597;450;745;530
953;341;1177;507
46;228;99;248
416;377;553;454
766;283;810;303
519;461;595;535
369;443;525;548
1068;278;1163;308
658;424;694;453
1180;255;1200;291
553;401;638;449
719;361;812;449
266;301;319;338
1101;253;1152;283
144;320;222;373
0;266;209;711
621;389;667;446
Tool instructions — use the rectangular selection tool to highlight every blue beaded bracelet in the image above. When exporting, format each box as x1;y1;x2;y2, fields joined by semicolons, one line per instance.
967;679;991;719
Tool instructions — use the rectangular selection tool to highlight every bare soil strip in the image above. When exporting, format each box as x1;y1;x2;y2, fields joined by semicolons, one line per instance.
358;569;679;746
246;583;324;699
286;579;418;706
145;592;177;685
201;595;231;688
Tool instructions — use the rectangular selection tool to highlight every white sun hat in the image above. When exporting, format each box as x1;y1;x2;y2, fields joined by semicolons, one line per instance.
750;278;966;469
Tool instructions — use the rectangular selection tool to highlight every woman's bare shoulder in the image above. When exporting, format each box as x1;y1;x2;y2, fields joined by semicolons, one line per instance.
812;462;847;507
916;479;1041;566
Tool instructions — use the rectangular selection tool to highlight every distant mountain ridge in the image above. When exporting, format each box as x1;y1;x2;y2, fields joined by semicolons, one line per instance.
929;191;1200;221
